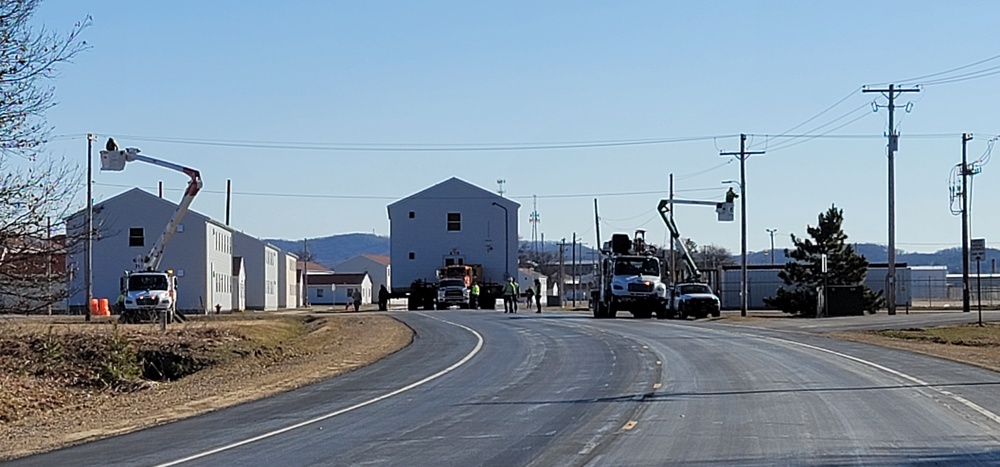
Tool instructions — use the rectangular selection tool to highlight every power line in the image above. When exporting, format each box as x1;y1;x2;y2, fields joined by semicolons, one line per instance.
91;133;736;152
93;182;677;201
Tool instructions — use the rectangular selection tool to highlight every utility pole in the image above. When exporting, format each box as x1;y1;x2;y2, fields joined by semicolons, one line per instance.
85;133;95;322
530;195;540;261
559;239;566;308
303;237;309;307
669;173;675;280
225;179;232;226
766;228;778;266
572;232;577;308
47;217;52;316
961;133;974;313
863;84;920;316
721;133;764;317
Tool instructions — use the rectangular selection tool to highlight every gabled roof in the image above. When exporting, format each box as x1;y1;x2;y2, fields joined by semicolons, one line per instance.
308;272;369;286
68;188;215;225
298;260;332;273
363;254;390;265
387;177;520;212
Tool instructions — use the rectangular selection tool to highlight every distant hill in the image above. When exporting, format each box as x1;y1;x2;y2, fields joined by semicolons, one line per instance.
266;235;999;275
267;233;389;269
745;243;1000;273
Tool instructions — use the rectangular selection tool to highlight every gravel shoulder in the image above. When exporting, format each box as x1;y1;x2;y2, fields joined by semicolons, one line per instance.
0;313;412;461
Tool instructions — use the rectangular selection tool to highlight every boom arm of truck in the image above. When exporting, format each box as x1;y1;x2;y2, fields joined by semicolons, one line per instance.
656;199;701;283
100;143;203;272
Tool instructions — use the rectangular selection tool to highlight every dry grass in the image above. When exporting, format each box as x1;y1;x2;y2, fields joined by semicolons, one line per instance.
0;313;412;460
834;322;1000;373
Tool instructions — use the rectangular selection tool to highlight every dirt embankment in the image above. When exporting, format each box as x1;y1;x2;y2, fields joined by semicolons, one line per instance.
0;313;412;460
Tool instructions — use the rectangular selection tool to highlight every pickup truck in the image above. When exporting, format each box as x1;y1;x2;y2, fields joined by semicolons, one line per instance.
669;282;721;319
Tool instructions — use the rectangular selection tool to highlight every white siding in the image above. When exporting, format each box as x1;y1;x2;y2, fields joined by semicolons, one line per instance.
66;188;214;313
205;223;233;313
334;255;390;294
388;178;519;292
278;252;299;308
231;230;279;311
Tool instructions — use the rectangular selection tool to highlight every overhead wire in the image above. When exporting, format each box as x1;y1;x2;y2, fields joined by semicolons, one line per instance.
97;133;737;152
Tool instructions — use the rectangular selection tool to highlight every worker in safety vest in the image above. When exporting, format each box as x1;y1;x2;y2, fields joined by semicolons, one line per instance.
502;277;517;313
470;282;480;309
725;187;739;203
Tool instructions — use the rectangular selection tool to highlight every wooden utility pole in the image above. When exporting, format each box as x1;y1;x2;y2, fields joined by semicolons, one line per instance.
961;133;974;313
863;84;920;315
720;134;764;317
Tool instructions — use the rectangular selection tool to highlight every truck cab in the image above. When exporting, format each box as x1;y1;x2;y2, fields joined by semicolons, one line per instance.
119;271;177;323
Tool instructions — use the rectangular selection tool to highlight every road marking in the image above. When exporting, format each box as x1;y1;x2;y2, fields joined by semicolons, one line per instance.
766;336;1000;427
653;383;662;389
156;314;484;466
621;420;638;431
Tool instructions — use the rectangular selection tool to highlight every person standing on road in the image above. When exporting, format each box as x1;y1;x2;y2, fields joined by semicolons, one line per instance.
352;289;362;312
512;278;520;313
534;278;543;313
470;282;480;309
502;277;516;313
525;287;535;309
378;285;390;311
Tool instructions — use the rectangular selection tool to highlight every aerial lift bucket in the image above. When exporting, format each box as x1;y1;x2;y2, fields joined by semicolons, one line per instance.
100;150;127;171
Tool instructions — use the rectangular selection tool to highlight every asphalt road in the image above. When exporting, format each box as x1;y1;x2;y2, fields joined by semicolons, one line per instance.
9;310;1000;466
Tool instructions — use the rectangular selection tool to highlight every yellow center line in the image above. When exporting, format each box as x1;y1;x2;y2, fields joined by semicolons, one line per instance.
622;420;638;431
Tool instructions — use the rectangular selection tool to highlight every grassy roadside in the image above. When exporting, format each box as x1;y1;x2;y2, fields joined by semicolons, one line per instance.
833;323;1000;374
0;313;412;460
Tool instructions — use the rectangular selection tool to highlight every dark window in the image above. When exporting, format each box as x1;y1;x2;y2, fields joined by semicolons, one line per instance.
447;212;461;231
445;258;455;266
409;211;415;219
129;227;144;247
409;252;415;260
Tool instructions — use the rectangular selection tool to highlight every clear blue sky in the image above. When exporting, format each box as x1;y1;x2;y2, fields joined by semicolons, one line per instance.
31;1;1000;254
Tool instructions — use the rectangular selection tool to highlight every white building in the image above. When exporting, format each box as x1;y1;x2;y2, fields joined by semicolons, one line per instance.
65;188;233;313
517;268;548;306
232;230;280;311
307;272;371;305
232;257;246;312
911;265;948;300
335;254;391;294
278;251;300;308
387;177;519;292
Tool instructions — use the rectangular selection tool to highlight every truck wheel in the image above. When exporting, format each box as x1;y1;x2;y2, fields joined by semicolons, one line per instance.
608;299;618;319
678;303;687;320
711;309;721;318
407;299;418;311
656;308;668;320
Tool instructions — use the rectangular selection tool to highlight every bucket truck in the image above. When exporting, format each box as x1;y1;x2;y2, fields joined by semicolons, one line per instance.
657;199;721;319
590;230;670;319
100;138;203;323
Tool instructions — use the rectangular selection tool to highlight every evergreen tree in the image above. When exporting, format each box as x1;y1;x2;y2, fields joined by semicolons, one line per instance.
764;205;883;316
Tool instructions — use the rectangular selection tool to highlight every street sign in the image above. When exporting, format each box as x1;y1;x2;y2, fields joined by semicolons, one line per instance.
971;238;986;262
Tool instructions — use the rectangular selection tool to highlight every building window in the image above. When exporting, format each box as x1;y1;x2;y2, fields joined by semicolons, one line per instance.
409;252;415;260
409;211;415;219
447;212;461;231
129;228;144;247
317;288;324;298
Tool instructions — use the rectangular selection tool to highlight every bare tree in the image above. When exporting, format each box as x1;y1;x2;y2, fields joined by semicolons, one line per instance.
697;244;736;270
0;0;89;313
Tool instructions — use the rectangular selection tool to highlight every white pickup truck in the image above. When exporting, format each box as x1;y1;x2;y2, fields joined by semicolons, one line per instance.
669;282;721;319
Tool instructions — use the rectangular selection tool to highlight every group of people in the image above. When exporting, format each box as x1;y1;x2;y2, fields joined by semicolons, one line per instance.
500;277;542;314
